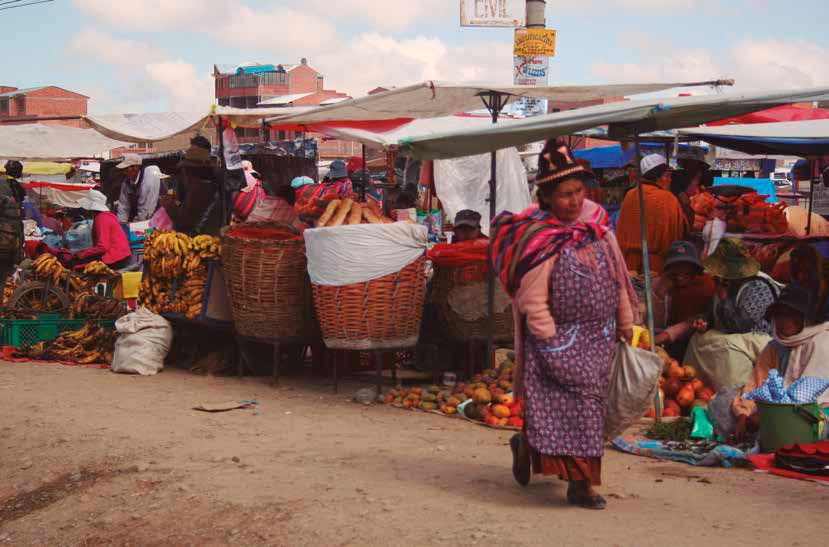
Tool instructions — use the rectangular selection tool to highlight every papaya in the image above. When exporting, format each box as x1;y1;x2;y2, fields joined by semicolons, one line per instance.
473;388;492;404
447;396;461;407
491;404;511;419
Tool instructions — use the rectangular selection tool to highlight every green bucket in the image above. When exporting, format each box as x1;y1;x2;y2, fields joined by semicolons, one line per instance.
757;401;821;453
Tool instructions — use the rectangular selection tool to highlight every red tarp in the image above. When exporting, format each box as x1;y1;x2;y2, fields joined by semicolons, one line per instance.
709;105;829;126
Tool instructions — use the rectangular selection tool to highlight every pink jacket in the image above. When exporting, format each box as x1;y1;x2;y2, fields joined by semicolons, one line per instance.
75;211;131;265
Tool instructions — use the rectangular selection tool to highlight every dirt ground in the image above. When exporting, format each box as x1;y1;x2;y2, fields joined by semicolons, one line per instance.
0;361;826;547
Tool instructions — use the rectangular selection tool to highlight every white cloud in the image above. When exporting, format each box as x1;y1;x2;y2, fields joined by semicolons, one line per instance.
70;0;220;30
68;28;212;112
314;33;513;97
212;4;336;52
306;0;454;31
591;38;829;92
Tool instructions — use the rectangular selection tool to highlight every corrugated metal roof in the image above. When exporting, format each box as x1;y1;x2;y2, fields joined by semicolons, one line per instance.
258;93;314;106
0;86;45;98
319;97;349;106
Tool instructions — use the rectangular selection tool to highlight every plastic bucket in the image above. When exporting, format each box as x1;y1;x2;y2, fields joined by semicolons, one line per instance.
757;401;820;453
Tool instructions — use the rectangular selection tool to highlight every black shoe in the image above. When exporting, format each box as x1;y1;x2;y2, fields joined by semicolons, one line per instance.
566;490;607;510
510;434;530;487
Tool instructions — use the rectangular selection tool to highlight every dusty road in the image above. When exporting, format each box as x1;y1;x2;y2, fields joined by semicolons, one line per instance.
0;361;826;546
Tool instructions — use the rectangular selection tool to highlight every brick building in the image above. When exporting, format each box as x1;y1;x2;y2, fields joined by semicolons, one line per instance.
213;60;359;159
0;85;89;127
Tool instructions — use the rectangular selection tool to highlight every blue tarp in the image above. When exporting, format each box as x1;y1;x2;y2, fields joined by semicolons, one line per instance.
573;143;708;169
714;177;777;203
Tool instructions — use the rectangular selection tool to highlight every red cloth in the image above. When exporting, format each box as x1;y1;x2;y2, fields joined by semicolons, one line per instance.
427;238;488;267
747;442;829;484
74;211;130;266
529;448;602;486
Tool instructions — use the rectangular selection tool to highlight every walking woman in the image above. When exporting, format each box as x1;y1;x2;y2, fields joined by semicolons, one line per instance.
492;140;637;510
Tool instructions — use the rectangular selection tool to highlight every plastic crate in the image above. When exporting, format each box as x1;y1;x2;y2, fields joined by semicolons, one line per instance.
0;318;116;348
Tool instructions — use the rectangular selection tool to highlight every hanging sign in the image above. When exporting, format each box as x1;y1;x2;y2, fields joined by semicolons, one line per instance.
513;56;549;86
460;0;525;27
513;29;556;57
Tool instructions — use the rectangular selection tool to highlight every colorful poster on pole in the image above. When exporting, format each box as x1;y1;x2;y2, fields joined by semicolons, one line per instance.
514;56;549;86
460;0;525;27
513;29;557;57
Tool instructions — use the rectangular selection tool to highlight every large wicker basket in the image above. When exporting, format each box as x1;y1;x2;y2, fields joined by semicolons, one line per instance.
221;222;316;340
312;255;427;350
431;262;513;343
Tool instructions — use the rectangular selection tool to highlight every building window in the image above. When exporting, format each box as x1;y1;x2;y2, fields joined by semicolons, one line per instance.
14;96;24;115
257;72;287;86
229;74;258;88
0;99;7;115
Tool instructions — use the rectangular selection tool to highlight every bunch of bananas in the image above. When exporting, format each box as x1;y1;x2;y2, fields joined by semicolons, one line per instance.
139;276;174;314
82;261;116;277
32;253;69;286
13;321;116;365
191;235;221;260
1;278;16;305
69;292;127;320
171;272;208;319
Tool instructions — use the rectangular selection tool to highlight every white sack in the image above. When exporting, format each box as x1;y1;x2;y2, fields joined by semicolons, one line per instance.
111;307;173;376
304;223;428;286
604;343;663;440
434;147;530;235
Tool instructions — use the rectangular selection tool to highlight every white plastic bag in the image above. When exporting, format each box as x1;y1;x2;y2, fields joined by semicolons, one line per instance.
604;343;663;440
111;307;173;376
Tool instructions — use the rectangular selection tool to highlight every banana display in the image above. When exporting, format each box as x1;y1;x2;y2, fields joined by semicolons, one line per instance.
140;231;221;320
82;261;116;277
69;292;127;320
32;253;69;286
12;321;116;365
1;278;15;306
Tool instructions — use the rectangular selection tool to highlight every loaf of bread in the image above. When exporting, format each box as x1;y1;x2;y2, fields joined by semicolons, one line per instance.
347;202;363;225
362;206;383;224
317;199;341;227
328;198;353;227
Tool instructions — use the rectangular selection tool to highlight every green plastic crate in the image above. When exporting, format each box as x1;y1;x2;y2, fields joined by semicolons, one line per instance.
0;318;115;348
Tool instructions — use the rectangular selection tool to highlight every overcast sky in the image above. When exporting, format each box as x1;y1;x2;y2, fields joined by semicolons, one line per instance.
3;0;828;114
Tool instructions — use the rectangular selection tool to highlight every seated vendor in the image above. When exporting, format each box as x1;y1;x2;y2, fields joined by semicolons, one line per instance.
698;239;779;336
71;189;130;269
654;241;715;357
789;244;829;323
731;286;829;423
452;209;486;243
159;144;222;236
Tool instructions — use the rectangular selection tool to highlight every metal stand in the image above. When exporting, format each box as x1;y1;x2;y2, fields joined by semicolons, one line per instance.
478;90;512;373
634;136;661;420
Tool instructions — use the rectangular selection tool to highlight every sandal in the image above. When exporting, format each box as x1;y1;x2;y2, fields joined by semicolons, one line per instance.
509;434;530;487
566;490;607;510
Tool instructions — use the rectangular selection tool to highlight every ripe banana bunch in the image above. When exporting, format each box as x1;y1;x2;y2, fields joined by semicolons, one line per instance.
26;321;118;365
191;235;221;260
2;279;16;305
82;261;116;277
32;253;68;286
173;274;207;320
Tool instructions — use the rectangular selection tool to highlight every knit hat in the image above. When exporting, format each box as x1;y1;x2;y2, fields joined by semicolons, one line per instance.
702;238;760;280
535;139;587;188
640;154;667;180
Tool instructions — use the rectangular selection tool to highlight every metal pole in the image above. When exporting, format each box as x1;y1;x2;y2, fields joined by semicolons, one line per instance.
807;159;817;236
634;136;661;420
526;0;546;28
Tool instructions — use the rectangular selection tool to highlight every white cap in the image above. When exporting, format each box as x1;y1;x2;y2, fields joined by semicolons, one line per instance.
640;153;667;175
115;154;142;169
78;189;109;212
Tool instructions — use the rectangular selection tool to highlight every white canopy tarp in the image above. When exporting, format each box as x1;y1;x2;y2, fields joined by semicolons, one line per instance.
399;87;829;160
0;123;128;161
434;147;530;236
83;106;312;143
267;80;733;124
311;115;521;148
680;118;829;139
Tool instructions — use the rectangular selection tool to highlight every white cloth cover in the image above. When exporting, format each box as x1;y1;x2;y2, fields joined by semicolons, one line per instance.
0;123;127;161
604;343;664;440
111;307;173;376
434;147;530;236
304;223;428;286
